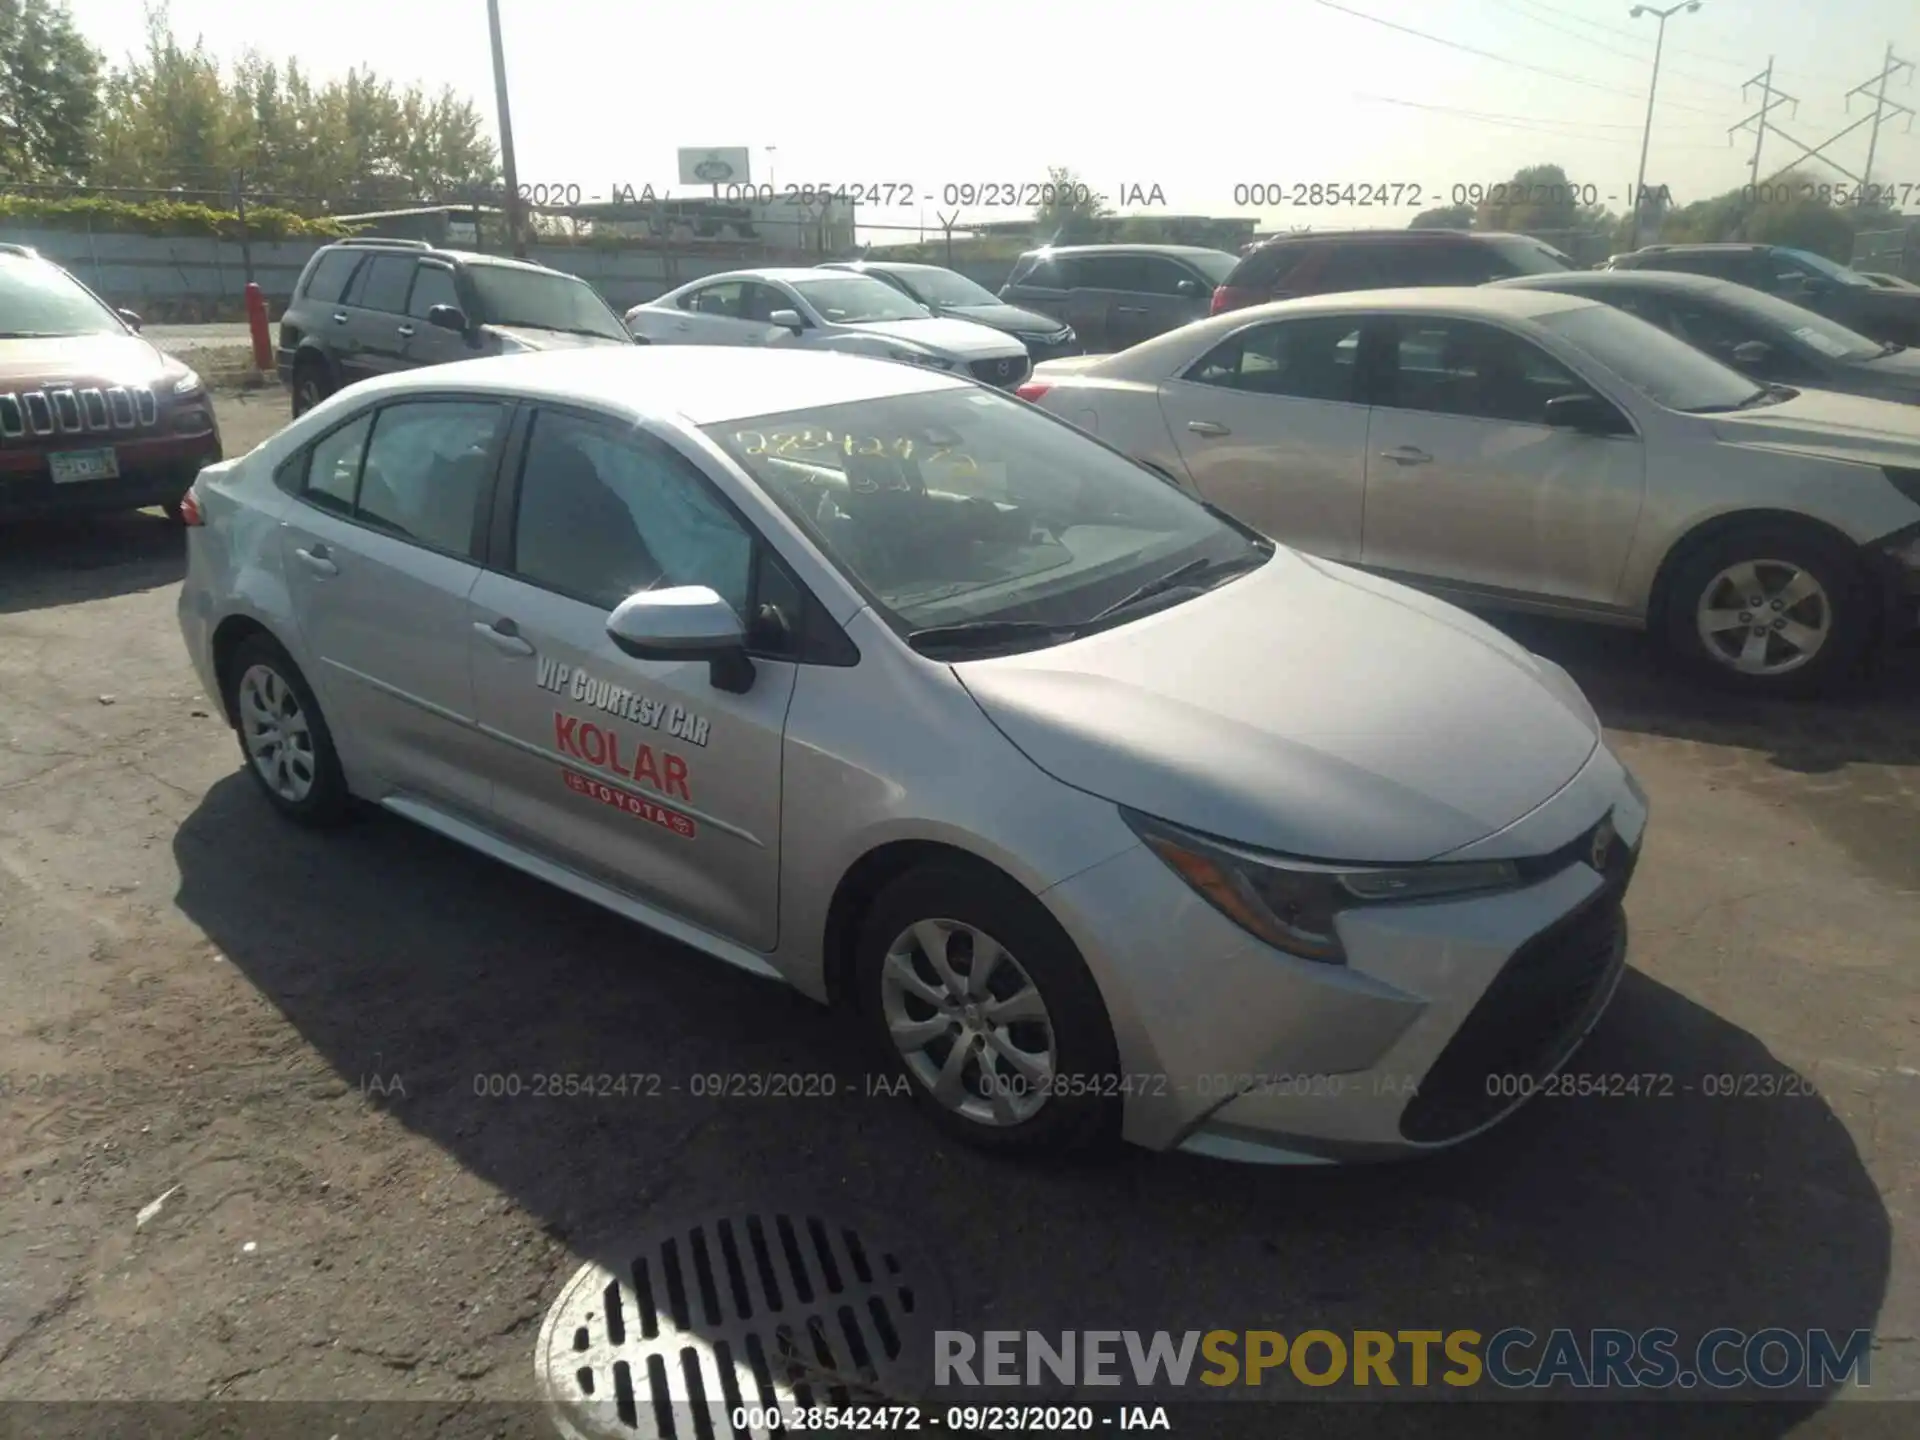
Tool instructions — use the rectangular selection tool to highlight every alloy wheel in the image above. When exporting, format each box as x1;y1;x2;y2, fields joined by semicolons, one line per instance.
238;663;317;802
878;918;1057;1126
1694;559;1832;677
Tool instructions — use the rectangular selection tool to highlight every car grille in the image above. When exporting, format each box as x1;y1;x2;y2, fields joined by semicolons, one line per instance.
969;354;1032;388
1398;832;1639;1145
0;385;158;440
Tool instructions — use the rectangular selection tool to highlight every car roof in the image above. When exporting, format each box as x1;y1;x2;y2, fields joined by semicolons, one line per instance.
822;260;947;275
1497;269;1731;295
1247;228;1536;247
319;241;562;276
328;346;964;427
1624;243;1767;255
1017;244;1235;259
1226;286;1597;320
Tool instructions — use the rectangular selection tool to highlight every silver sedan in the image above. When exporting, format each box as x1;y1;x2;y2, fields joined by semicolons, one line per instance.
177;346;1647;1163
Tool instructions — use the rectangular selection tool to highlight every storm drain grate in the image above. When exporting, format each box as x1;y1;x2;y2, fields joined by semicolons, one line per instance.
536;1211;950;1440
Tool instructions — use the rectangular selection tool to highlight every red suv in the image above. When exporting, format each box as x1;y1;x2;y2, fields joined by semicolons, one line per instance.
0;244;222;523
1211;229;1575;316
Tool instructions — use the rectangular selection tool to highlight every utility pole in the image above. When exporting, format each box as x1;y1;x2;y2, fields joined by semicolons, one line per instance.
1629;2;1703;249
231;168;255;285
1729;60;1796;238
486;0;527;257
1848;42;1914;205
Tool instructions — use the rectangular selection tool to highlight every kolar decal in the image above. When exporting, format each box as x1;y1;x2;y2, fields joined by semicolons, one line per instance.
536;657;711;747
553;712;691;802
563;769;697;839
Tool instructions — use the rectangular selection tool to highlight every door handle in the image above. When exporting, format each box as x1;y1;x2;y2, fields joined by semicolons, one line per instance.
1186;420;1231;437
1378;446;1433;465
473;618;535;656
332;313;349;325
397;324;414;338
294;544;338;577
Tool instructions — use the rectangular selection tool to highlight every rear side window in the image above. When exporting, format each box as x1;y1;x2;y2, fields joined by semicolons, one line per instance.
1230;244;1312;290
357;401;509;555
348;254;417;314
303;250;363;306
1314;246;1387;291
1186;316;1363;401
1074;254;1144;290
1010;255;1068;289
1400;243;1511;286
301;414;373;516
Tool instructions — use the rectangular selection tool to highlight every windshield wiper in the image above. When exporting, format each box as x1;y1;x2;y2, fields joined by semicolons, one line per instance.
906;620;1081;655
1086;551;1266;626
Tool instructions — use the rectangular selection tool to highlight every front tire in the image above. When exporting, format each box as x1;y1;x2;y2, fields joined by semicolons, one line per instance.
223;635;353;826
1661;523;1873;697
854;862;1121;1156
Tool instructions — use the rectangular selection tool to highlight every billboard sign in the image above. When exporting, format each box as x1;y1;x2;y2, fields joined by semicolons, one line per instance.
677;148;752;186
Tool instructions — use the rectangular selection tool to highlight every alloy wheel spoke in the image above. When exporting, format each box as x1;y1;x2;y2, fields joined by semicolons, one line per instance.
912;921;965;994
983;1028;1051;1086
932;1031;977;1106
1721;561;1762;599
1776;618;1825;655
883;951;946;1007
983;985;1047;1025
1773;570;1822;610
1738;628;1773;671
965;937;1007;998
1699;608;1749;634
889;1012;952;1052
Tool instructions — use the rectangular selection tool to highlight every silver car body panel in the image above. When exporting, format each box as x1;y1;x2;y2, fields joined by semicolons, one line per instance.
1030;288;1920;627
179;346;1648;1159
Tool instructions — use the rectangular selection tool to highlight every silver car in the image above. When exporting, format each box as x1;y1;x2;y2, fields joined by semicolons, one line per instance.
625;268;1034;389
177;347;1648;1163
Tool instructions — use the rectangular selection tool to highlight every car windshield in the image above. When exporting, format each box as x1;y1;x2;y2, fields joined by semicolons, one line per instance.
1703;283;1885;360
791;276;930;324
1483;235;1575;275
891;268;1001;308
0;255;127;338
1777;248;1874;289
464;266;628;340
1536;301;1768;412
706;387;1270;646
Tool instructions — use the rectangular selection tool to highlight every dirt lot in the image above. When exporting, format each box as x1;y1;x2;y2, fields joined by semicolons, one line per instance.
1;387;1917;1436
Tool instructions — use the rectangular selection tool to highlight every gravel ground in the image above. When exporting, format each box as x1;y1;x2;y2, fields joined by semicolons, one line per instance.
0;388;1916;1437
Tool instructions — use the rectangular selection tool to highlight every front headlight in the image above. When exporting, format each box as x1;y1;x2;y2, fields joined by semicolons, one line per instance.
1123;809;1522;965
889;349;952;370
170;369;204;396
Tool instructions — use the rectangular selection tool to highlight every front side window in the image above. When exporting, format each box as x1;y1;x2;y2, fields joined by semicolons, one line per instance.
1135;258;1205;296
513;411;755;615
351;254;417;314
705;387;1270;643
407;264;461;319
1773;248;1873;289
1187;317;1362;402
1071;255;1144;291
465;266;629;340
356;401;508;554
1381;318;1583;424
0;255;128;337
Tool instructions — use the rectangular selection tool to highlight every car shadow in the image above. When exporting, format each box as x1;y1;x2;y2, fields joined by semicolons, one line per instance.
172;775;1890;1434
1485;612;1920;774
0;509;186;616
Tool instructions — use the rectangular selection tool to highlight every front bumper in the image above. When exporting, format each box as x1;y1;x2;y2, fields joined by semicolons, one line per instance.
0;431;222;521
1040;745;1648;1161
1870;522;1920;642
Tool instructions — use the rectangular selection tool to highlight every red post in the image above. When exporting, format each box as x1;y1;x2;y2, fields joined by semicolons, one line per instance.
244;282;273;372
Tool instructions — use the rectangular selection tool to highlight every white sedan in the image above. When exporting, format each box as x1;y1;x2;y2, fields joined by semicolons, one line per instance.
625;267;1035;388
1018;287;1920;696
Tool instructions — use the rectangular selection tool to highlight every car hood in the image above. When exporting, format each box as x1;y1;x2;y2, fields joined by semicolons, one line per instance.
483;324;631;351
937;302;1070;337
1709;386;1920;463
1848;345;1920;401
0;332;172;387
952;550;1601;863
841;316;1028;359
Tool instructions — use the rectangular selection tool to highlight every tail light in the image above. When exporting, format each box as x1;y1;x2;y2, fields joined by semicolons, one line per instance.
1210;285;1259;316
177;485;204;526
1014;381;1052;403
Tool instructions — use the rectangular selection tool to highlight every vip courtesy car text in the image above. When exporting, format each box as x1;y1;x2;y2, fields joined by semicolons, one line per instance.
936;1328;1874;1390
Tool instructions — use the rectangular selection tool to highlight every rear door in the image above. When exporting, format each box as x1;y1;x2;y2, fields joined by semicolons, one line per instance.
675;280;765;345
338;252;420;382
278;395;513;814
467;405;797;950
1158;313;1369;560
1065;254;1142;351
1360;316;1645;606
1004;254;1076;332
400;259;474;369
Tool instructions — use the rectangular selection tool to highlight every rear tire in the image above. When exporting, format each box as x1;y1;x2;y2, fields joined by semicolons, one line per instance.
1660;522;1873;698
853;861;1121;1156
290;357;332;418
223;635;353;827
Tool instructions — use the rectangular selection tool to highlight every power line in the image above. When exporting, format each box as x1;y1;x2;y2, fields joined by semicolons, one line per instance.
1353;93;1733;144
1306;0;1734;117
1494;0;1867;86
1488;0;1732;95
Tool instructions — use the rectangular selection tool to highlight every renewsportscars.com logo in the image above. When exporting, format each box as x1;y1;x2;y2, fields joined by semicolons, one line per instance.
935;1328;1874;1391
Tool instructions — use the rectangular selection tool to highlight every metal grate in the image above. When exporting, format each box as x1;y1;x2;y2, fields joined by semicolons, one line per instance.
537;1212;948;1440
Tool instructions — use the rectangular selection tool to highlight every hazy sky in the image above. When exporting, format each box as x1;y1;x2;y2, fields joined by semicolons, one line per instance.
63;0;1920;235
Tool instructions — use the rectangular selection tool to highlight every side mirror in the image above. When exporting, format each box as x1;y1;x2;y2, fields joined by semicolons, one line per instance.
767;308;805;334
1176;279;1205;299
1731;340;1772;367
117;308;143;331
1544;392;1631;436
606;585;756;694
427;304;468;334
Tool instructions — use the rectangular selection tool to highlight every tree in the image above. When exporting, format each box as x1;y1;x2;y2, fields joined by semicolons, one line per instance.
0;0;103;182
1410;203;1473;229
1032;165;1111;244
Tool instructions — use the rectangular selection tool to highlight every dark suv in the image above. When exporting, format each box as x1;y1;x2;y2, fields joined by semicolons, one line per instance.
0;243;222;523
999;244;1240;351
1606;243;1920;346
1211;229;1574;315
278;239;633;416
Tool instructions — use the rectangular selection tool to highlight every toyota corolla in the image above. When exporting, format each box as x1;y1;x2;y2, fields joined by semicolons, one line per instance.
176;347;1647;1163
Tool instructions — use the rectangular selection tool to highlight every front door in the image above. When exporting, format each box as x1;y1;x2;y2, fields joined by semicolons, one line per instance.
1360;316;1646;607
278;396;512;813
1157;313;1369;561
468;405;795;951
400;260;476;368
337;251;420;383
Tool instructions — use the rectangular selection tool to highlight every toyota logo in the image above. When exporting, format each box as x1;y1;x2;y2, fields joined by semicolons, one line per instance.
1590;818;1616;873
